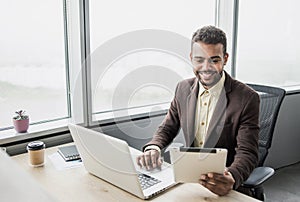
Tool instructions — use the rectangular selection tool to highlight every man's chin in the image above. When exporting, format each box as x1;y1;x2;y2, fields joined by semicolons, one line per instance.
200;79;217;88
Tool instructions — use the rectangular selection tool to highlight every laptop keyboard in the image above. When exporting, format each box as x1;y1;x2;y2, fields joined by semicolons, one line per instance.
138;173;161;190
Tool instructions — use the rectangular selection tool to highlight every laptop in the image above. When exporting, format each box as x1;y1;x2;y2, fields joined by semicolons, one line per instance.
68;123;176;199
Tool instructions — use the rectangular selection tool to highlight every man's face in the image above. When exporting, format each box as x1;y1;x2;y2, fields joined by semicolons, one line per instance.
190;42;228;89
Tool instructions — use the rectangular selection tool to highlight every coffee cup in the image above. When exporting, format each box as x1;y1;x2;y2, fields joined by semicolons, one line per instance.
27;141;45;167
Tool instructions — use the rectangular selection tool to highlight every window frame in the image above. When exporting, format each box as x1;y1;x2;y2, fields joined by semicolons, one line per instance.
85;0;219;128
0;0;74;144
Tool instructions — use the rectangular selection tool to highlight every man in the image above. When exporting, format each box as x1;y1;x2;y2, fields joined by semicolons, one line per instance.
136;25;260;196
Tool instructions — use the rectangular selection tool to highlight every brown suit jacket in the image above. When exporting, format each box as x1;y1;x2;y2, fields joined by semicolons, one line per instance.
144;71;259;189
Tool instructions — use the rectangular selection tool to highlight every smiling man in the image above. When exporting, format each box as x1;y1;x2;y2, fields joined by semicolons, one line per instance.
137;25;260;197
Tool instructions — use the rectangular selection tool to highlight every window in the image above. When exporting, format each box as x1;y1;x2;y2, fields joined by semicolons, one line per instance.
1;0;218;141
0;0;69;130
88;0;216;121
236;0;300;87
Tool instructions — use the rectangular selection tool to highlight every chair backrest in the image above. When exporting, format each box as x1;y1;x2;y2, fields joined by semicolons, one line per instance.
247;84;286;166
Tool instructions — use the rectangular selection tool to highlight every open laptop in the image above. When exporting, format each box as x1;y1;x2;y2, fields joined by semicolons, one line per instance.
68;123;176;199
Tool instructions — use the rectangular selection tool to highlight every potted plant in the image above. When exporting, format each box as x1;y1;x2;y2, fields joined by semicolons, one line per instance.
13;110;29;133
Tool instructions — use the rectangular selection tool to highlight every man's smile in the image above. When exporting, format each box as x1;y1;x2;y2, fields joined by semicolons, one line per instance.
197;70;217;79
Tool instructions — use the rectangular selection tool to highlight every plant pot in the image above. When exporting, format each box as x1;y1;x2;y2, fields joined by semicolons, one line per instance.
13;118;29;133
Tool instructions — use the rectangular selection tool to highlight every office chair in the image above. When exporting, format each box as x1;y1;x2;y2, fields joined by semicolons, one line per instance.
241;84;286;201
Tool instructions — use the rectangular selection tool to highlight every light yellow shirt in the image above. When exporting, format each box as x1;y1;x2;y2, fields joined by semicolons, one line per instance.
194;72;225;147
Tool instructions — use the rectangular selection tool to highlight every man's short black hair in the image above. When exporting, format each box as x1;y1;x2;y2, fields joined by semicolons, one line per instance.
192;25;227;55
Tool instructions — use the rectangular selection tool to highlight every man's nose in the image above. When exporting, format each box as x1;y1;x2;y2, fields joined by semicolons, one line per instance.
202;59;211;69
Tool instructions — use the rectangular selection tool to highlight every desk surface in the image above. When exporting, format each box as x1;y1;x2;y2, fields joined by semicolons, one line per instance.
11;144;260;202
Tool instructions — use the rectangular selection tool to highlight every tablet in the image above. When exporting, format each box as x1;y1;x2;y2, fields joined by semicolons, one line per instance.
169;147;227;183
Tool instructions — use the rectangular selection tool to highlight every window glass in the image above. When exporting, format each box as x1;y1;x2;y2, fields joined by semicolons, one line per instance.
0;0;68;129
236;0;300;87
89;0;216;117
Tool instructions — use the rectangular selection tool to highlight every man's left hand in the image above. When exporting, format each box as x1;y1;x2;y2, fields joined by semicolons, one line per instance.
199;171;235;196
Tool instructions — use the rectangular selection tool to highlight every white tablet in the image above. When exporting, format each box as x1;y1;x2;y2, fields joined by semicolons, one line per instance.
169;147;227;183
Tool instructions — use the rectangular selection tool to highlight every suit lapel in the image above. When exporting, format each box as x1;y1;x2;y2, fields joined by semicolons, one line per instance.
186;79;198;146
204;87;227;147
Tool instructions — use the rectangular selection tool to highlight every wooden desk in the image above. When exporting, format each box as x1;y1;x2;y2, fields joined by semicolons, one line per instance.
11;144;260;202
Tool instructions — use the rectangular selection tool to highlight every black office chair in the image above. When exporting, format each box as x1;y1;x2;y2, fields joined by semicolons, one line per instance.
241;84;286;201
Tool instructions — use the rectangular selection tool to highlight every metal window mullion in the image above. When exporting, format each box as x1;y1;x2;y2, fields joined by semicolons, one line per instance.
79;0;93;127
215;0;221;27
231;0;239;78
63;0;72;119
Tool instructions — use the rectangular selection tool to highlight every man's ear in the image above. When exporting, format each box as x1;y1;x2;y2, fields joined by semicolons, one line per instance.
224;53;229;65
190;52;193;61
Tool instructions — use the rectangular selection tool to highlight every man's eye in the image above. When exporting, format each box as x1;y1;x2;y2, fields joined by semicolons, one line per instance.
193;58;221;64
194;59;204;63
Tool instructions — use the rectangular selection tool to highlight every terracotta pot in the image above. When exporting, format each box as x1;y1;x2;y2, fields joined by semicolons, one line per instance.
13;118;29;133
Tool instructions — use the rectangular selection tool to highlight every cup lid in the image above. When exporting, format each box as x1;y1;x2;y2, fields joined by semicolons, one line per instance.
27;141;45;150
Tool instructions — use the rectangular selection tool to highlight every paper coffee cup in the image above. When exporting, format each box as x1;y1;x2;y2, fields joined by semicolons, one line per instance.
27;141;45;167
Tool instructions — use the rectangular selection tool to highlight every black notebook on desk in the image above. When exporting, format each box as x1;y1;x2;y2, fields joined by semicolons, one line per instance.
57;145;81;162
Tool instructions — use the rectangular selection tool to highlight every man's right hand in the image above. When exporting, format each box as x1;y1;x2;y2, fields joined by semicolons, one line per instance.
136;149;162;170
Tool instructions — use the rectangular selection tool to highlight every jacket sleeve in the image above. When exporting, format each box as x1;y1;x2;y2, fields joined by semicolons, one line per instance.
227;91;260;189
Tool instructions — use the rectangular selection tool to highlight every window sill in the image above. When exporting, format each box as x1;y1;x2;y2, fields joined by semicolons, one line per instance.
282;85;300;95
0;119;70;145
0;102;171;146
